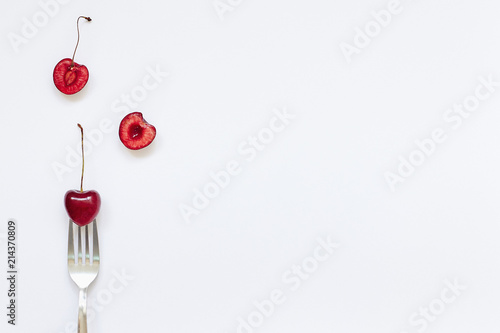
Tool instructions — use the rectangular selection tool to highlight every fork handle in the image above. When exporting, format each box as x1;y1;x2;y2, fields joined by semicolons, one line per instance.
78;288;88;333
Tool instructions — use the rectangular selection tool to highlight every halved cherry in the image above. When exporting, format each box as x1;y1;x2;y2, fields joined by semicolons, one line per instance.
53;16;91;95
119;112;157;150
53;58;89;95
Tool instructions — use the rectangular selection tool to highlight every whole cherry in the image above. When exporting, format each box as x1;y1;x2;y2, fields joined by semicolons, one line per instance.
64;124;101;227
53;16;92;95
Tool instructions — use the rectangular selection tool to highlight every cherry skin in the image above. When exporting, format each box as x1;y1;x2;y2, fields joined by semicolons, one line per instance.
64;190;101;227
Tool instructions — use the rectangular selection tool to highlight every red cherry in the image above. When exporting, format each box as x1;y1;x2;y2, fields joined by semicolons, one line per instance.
53;58;89;95
119;112;157;150
64;190;101;227
65;124;100;226
53;16;91;95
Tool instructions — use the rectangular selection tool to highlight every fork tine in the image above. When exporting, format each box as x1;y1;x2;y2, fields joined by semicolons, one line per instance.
92;219;99;264
68;220;75;265
85;224;90;265
77;224;83;265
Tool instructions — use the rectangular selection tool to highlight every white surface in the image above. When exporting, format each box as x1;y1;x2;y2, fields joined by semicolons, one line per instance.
1;0;500;332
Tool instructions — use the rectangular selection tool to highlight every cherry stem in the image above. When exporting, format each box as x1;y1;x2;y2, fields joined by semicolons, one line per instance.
71;16;92;68
77;124;85;193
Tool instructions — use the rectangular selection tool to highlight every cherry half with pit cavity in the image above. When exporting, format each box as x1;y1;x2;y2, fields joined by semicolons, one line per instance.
119;112;157;150
64;124;101;227
53;16;91;95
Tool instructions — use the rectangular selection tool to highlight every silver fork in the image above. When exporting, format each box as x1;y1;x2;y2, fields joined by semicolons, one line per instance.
68;220;100;333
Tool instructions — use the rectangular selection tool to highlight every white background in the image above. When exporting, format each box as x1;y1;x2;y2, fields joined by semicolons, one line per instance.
1;0;500;332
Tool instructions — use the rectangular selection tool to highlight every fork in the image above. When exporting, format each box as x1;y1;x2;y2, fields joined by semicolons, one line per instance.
68;220;100;333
